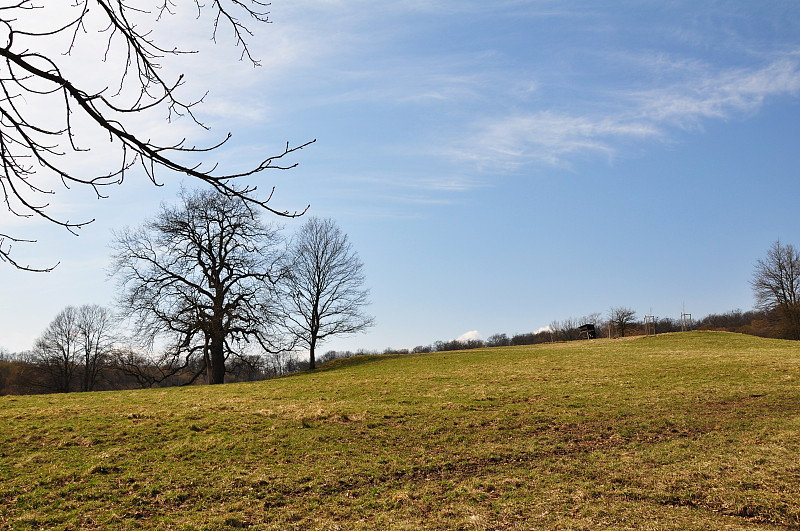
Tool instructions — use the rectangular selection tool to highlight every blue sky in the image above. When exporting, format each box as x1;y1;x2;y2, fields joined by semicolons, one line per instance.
3;1;800;354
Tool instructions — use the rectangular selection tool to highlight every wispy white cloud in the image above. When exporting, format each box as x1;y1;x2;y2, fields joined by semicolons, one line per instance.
634;56;800;126
452;112;660;170
328;171;482;195
414;176;484;192
452;54;800;170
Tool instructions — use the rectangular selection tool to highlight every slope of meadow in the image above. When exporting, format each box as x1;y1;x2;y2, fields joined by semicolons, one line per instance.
1;331;799;530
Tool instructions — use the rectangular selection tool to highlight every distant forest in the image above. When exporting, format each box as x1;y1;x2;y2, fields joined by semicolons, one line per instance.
0;307;786;396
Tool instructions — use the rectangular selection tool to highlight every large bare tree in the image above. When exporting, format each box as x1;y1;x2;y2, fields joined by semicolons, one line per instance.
284;217;373;369
751;240;800;339
110;188;290;385
0;0;312;271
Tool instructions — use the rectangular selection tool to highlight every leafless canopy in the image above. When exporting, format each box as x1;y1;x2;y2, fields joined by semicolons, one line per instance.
110;188;292;385
751;240;800;339
32;304;115;392
284;217;374;369
0;0;313;271
608;306;636;338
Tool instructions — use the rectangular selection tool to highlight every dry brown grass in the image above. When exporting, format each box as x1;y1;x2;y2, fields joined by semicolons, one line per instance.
1;331;799;529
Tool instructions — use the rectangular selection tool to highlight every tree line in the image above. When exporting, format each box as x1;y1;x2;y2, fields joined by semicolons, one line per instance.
0;305;779;395
0;338;315;396
318;307;784;364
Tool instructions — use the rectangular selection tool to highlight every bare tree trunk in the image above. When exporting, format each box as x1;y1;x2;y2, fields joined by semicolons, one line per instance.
209;337;226;385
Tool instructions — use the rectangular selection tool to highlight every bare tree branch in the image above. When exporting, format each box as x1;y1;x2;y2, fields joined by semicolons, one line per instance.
0;0;313;271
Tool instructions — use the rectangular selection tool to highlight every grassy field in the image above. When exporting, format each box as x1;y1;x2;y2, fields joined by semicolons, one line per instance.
1;331;799;530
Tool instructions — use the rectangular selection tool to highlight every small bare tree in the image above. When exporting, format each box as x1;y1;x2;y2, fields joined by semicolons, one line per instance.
76;305;116;392
284;217;374;369
32;306;81;392
0;0;312;271
608;307;637;338
751;240;800;339
32;304;116;392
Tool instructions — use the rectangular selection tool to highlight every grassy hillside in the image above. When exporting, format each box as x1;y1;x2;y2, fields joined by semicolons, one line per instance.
1;332;799;529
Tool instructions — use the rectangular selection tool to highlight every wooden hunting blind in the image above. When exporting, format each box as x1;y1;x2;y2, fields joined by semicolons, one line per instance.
578;324;596;340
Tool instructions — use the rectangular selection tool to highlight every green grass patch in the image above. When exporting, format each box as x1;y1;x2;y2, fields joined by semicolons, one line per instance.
1;331;799;529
